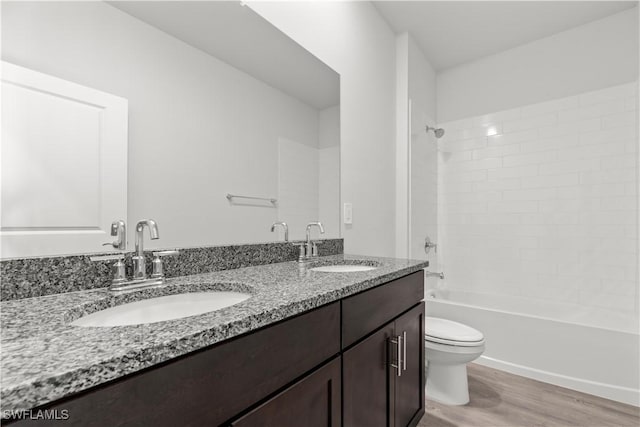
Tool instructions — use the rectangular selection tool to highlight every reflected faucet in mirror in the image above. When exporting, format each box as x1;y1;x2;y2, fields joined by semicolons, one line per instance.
294;222;325;263
102;220;127;250
271;222;289;242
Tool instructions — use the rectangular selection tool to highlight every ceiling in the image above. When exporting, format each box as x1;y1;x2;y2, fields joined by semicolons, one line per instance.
373;1;638;71
109;1;339;110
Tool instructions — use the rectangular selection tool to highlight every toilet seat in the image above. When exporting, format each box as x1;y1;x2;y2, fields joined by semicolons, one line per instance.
425;317;484;347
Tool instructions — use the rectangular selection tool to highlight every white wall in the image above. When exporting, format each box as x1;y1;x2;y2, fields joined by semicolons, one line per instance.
438;8;639;122
319;106;341;239
408;34;438;263
2;1;336;250
248;1;397;257
437;82;639;328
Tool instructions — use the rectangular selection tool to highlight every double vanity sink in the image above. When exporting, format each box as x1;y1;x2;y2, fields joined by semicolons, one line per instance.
1;254;427;425
70;260;379;327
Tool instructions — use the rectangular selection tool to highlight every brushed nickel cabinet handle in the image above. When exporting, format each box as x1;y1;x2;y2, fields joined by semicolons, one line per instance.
403;331;407;371
390;336;402;377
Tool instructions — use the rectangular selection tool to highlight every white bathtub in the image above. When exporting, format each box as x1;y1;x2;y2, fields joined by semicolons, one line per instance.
426;289;640;406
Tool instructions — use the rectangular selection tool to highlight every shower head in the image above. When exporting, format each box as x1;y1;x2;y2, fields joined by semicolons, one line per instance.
426;125;445;139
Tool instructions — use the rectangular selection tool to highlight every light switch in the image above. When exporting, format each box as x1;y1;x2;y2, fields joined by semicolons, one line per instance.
344;203;353;225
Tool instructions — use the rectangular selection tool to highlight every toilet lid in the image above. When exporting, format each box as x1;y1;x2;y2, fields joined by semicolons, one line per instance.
425;317;484;343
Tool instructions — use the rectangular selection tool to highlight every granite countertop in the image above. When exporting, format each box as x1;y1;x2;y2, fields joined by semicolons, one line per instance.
1;254;427;413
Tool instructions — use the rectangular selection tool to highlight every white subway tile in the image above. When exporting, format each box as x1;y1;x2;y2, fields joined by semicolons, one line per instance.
519;135;579;154
557;141;626;161
558;99;625;123
538;158;600;175
538;198;599;213
600;197;638;211
488;129;538;146
556;183;625;198
580;211;637;225
624;96;638;111
503;113;557;133
579;125;637;145
625;141;639;153
503;150;557;168
579;292;636;311
601;154;638;170
445;157;502;173
579;82;638;106
472;144;520;160
469;213;521;225
521;174;579;189
502;188;557;201
488;164;538;180
473;178;521;192
602;111;638;129
520;212;578;225
539;118;601;138
438;84;638;312
520;96;578;118
488;200;538;213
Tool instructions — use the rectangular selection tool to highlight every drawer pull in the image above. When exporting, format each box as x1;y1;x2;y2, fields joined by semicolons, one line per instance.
402;331;407;371
389;335;402;377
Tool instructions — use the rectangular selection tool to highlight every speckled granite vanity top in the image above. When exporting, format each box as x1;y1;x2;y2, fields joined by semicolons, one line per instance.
1;254;427;412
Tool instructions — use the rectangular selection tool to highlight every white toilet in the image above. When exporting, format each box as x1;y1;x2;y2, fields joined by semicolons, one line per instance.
424;316;485;405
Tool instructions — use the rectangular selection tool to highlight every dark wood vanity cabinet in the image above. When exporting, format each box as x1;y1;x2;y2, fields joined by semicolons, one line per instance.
231;357;342;427
8;271;424;427
342;272;425;427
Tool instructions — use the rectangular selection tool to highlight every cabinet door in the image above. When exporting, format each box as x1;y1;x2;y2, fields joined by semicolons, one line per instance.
394;303;425;427
231;357;341;427
343;323;395;427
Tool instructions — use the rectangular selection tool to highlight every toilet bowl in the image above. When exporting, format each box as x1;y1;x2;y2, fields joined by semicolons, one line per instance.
425;317;485;405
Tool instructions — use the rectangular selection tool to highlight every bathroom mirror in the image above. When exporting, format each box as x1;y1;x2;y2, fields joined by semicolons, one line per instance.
1;1;340;257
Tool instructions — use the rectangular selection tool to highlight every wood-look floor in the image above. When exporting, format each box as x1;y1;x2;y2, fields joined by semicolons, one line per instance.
418;363;640;427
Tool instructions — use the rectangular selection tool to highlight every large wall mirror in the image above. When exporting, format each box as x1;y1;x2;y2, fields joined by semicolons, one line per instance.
1;1;340;258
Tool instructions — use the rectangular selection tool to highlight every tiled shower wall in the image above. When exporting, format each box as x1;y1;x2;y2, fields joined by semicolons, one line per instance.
438;82;639;317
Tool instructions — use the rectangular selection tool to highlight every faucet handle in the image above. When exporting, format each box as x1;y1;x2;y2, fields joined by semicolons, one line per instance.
292;242;307;262
150;250;180;279
90;254;127;286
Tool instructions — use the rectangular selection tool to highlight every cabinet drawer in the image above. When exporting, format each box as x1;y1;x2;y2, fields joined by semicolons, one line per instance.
19;302;340;427
342;271;423;348
231;357;341;427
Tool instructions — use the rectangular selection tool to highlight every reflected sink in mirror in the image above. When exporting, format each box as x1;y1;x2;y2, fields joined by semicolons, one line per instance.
310;265;378;273
71;291;251;327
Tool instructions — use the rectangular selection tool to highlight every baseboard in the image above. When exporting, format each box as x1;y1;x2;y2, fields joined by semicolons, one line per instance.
476;356;640;407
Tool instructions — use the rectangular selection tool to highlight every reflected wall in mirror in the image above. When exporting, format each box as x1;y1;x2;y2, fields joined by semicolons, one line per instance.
1;1;340;258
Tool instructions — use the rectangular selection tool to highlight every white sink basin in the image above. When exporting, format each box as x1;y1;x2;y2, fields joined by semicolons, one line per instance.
71;292;250;327
310;265;377;273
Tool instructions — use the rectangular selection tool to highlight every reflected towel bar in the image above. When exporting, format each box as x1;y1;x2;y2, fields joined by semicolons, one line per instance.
226;193;277;205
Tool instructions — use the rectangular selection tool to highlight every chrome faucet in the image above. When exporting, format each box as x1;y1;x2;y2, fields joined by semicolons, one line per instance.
271;222;289;242
132;219;159;280
94;219;178;291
